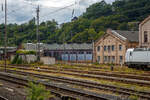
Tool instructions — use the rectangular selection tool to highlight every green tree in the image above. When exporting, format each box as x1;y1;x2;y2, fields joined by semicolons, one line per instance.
95;31;105;40
11;54;19;64
0;0;149;46
117;22;128;30
83;0;113;19
16;57;23;64
26;82;51;100
88;28;97;41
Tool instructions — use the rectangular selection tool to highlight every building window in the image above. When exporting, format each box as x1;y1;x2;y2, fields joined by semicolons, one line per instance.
108;56;110;62
108;46;110;52
97;46;100;52
112;45;114;51
97;56;100;62
104;56;107;62
79;52;84;54
119;56;123;63
87;52;92;54
119;45;122;51
144;31;148;43
104;46;107;51
112;56;115;63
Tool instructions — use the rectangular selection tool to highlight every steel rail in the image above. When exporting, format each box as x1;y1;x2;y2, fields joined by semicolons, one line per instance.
7;66;150;86
0;71;125;100
2;69;150;99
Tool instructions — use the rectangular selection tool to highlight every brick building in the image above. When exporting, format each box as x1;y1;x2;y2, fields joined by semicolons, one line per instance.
139;15;150;47
94;29;139;64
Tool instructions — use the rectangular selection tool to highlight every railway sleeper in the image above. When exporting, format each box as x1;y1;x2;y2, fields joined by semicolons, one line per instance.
0;71;125;100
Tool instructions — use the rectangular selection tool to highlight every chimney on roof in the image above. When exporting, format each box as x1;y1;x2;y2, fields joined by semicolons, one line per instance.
107;28;112;34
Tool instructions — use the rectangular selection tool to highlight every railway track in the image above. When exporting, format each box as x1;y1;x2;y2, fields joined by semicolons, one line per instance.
0;71;125;100
35;66;150;81
2;69;150;100
57;63;150;75
0;96;8;100
3;65;150;86
3;64;150;76
1;65;150;82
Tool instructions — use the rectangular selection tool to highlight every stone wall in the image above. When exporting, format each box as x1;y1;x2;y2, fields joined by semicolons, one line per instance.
95;33;126;64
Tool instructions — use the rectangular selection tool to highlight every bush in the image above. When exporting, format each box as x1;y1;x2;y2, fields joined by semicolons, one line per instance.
26;82;52;100
16;57;23;64
129;95;138;100
16;50;36;55
11;54;19;64
93;62;99;65
28;51;36;55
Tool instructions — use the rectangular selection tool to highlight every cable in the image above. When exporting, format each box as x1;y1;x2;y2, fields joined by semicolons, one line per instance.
0;0;79;24
40;3;75;21
0;0;37;23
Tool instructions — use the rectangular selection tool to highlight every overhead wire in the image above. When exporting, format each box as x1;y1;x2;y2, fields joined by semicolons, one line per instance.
0;0;82;24
40;3;75;22
0;0;37;23
40;0;82;23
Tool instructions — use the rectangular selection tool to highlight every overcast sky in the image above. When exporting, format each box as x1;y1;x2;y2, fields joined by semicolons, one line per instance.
0;0;114;24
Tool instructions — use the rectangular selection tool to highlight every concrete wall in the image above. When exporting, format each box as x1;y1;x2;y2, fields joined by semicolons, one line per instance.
11;55;55;65
40;57;55;65
23;55;37;63
11;55;37;63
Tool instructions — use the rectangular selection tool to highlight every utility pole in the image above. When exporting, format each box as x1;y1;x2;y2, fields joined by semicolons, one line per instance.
92;40;94;63
4;0;7;72
36;5;40;61
63;33;66;64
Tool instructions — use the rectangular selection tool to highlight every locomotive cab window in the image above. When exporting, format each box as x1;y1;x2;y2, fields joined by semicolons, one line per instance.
130;52;132;56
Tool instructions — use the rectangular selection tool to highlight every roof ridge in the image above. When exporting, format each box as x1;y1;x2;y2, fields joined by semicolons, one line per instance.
114;30;138;32
111;30;127;41
140;15;150;26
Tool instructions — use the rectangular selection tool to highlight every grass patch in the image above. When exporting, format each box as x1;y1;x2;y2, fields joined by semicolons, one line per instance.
14;68;150;92
54;64;146;75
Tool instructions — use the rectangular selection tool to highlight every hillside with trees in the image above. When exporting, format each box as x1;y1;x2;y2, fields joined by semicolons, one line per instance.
0;0;150;46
